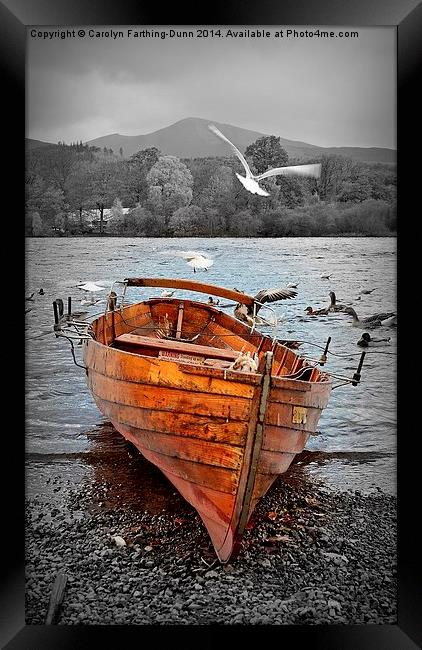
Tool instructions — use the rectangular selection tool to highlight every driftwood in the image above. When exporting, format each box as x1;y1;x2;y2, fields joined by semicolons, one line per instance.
45;573;68;624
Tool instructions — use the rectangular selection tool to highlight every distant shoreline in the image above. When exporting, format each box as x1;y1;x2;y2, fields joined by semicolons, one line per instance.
25;233;397;238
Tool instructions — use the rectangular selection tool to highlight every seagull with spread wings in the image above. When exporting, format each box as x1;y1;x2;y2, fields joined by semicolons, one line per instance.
179;251;215;273
77;281;105;305
234;287;298;326
208;124;321;197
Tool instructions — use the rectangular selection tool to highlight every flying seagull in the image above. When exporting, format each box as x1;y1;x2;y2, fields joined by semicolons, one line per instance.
234;287;297;326
208;124;321;197
77;282;105;292
77;281;105;305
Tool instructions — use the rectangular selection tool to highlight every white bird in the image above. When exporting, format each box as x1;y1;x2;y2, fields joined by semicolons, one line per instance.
160;289;175;297
181;252;214;273
208;124;321;197
77;282;105;292
78;281;105;305
229;351;259;373
81;297;102;306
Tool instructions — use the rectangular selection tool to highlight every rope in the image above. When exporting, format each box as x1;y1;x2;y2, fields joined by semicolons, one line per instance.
280;363;319;380
58;335;88;370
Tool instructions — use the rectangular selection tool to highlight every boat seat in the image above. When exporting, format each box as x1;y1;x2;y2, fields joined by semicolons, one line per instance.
114;333;240;362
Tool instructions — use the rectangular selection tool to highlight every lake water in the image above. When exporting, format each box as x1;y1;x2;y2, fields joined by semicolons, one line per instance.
25;237;397;501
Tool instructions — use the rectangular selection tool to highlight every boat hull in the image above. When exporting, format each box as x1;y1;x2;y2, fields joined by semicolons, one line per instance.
83;297;331;562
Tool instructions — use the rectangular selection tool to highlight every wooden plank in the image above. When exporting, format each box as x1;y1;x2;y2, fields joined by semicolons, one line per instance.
105;419;243;470
269;385;331;409
265;403;323;429
178;363;261;385
45;573;67;624
253;473;278;500
258;449;297;475
124;277;256;306
114;333;240;361
94;304;153;341
175;302;184;339
85;342;257;396
159;470;235;525
94;397;249;444
262;426;310;453
88;371;252;421
196;319;258;355
119;437;239;495
199;512;233;551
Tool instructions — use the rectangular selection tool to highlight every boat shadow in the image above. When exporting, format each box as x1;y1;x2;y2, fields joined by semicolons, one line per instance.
84;421;195;516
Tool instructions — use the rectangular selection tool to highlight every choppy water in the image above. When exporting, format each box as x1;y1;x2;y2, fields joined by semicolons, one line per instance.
25;237;396;499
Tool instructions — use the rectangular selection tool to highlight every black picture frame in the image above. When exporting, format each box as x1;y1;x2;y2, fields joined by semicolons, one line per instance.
5;0;418;646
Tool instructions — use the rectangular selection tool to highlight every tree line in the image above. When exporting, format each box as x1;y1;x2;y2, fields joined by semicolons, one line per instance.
26;136;396;237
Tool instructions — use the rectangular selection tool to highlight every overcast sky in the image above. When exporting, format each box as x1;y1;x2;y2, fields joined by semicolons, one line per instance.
27;26;396;149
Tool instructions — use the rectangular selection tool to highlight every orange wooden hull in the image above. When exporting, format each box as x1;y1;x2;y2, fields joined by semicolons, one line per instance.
83;296;332;562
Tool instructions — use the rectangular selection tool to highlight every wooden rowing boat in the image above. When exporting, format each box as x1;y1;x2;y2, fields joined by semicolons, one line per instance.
82;278;332;562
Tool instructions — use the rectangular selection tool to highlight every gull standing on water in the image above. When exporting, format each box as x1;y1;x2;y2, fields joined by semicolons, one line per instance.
208;124;321;196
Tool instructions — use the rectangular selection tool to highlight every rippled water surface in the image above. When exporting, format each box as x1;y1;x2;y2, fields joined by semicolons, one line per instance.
26;237;396;498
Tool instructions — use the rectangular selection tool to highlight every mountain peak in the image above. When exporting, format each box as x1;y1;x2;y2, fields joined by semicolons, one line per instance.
47;118;395;164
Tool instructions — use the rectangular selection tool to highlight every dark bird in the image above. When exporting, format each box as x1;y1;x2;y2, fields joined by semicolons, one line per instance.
208;124;321;197
343;306;395;328
234;287;297;326
328;291;347;312
38;288;45;295
359;288;376;295
25;292;35;301
321;274;332;280
377;314;397;327
305;306;329;316
357;332;391;347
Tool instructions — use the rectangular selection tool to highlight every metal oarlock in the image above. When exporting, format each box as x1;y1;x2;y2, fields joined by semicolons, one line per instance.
319;336;331;365
352;351;366;386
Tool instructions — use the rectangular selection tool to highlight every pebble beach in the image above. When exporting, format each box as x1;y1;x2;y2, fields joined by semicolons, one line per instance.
25;458;396;626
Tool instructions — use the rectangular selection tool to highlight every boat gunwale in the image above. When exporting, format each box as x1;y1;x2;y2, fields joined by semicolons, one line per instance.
88;297;332;390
